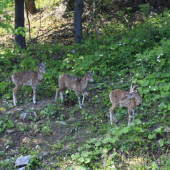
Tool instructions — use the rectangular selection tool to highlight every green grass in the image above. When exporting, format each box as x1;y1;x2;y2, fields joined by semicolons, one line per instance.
1;2;170;169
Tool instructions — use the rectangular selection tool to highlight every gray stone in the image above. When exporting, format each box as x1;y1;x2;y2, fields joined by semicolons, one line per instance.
11;149;20;155
15;155;32;167
56;121;66;125
6;129;14;133
19;113;30;122
18;167;25;170
33;111;37;117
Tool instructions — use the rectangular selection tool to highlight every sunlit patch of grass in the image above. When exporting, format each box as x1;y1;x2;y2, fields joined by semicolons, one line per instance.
0;107;6;112
35;0;60;10
124;156;147;169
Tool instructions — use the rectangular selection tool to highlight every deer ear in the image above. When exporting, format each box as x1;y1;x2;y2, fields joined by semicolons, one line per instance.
130;84;133;93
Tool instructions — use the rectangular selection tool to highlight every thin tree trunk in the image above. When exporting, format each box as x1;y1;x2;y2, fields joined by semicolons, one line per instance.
25;0;36;14
15;0;26;49
74;0;83;44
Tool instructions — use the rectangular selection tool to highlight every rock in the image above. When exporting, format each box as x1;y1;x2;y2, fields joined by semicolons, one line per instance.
165;126;170;132
6;129;14;133
42;151;49;156
68;117;76;122
15;155;32;167
6;110;15;115
4;140;10;146
33;111;37;117
56;121;66;125
38;155;43;161
6;145;9;149
11;149;20;155
8;103;13;108
18;167;25;170
38;120;43;124
19;113;30;122
17;108;24;111
14;120;18;123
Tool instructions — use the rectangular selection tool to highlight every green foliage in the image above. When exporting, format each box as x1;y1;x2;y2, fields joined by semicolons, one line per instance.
0;116;14;135
0;158;13;170
40;104;57;118
1;4;170;169
26;155;41;170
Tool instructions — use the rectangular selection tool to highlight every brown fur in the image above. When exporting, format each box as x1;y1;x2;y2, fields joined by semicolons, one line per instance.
55;72;94;109
12;62;46;106
109;85;142;125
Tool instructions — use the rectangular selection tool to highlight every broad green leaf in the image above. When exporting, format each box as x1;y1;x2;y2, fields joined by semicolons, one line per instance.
79;157;84;163
95;142;101;147
0;81;7;90
163;85;170;91
122;127;129;134
77;166;87;170
71;154;80;160
141;80;149;86
84;158;91;164
135;119;142;125
85;144;92;149
158;139;164;147
161;91;170;97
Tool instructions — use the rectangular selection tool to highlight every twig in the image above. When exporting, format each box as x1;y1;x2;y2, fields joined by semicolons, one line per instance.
26;27;73;48
123;15;131;30
89;6;103;44
37;10;42;37
152;152;159;167
26;28;53;48
84;20;93;39
25;2;31;40
100;17;109;36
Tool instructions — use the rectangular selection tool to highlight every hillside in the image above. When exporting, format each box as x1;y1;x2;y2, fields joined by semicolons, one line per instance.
0;1;170;169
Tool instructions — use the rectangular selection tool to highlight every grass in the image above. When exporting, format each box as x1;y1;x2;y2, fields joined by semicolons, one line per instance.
1;1;170;169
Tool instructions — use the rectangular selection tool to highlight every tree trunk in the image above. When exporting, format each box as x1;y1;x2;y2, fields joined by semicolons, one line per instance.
15;0;26;49
74;0;83;44
25;0;36;14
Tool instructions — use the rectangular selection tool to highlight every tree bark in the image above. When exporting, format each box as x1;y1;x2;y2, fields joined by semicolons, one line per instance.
25;0;36;14
74;0;83;44
15;0;26;49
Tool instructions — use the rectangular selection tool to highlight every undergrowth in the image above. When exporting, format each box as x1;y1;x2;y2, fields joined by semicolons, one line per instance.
1;4;170;170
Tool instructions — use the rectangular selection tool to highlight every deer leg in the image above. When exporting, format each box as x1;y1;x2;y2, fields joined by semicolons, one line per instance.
128;108;132;126
81;92;86;106
75;91;82;109
60;91;63;103
32;84;37;104
13;87;18;106
55;88;59;100
110;107;119;125
132;109;135;122
13;84;21;107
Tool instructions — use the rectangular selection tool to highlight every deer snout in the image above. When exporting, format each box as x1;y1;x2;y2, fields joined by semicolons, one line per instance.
127;92;134;99
43;69;47;74
91;78;95;82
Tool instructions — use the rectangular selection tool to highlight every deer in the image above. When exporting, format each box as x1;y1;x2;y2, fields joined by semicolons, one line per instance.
55;71;94;109
109;84;142;126
12;62;47;107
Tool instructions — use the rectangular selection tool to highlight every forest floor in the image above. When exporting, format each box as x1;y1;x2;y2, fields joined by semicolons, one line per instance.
0;82;112;169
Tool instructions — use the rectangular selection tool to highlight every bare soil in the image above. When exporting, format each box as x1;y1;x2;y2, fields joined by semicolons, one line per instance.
0;85;107;169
